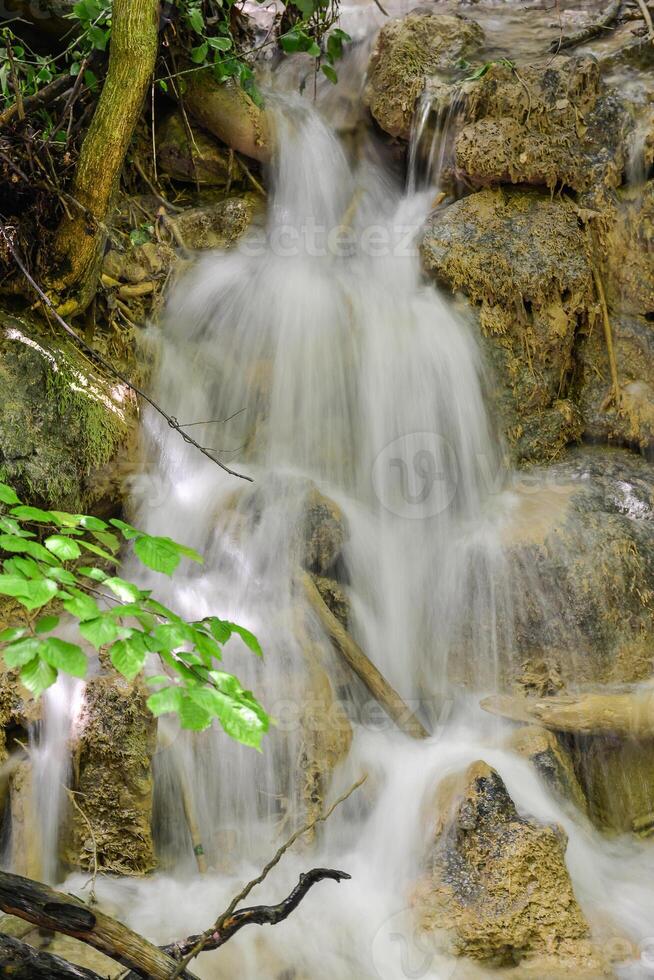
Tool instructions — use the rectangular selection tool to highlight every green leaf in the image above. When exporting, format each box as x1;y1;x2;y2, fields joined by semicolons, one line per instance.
4;556;41;579
35;614;59;634
79;614;120;649
4;637;42;668
0;483;20;505
133;535;182;576
207;36;232;51
189;686;266;747
146;686;183;716
78;566;108;582
92;530;120;553
104;577;142;602
191;41;209;63
0;535;58;565
227;622;263;657
178;694;212;731
206;618;232;644
110;636;147;681
20;656;57;697
109;518;140;540
45;566;77;585
321;64;337;84
78;515;108;531
0;575;58;610
292;0;318;16
0;627;26;643
41;637;87;678
45;535;81;561
88;25;108;50
187;6;204;33
61;588;99;621
0;516;34;538
80;540;118;563
84;68;99;91
194;630;222;664
10;505;55;522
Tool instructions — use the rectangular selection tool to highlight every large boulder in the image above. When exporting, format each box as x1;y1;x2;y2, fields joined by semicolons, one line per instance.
422;188;593;462
454;56;629;194
0;313;134;511
413;761;599;971
364;13;484;140
499;446;654;692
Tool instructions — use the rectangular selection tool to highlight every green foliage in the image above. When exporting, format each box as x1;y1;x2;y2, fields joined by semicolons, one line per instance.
0;482;268;749
457;57;516;82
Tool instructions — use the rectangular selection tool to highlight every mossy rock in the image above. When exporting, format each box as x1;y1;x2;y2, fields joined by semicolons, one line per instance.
157;110;243;186
422;188;593;462
454;56;629;194
413;761;600;971
364;12;484;140
0;312;135;511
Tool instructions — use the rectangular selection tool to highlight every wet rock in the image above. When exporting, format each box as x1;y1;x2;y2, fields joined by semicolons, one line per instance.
454;56;629;193
501;446;654;691
173;195;259;250
0;312;134;511
300;489;346;576
414;761;598;970
508;725;587;815
311;575;349;629
64;674;157;875
605;181;654;318
485;691;654;835
157;111;242;186
577;312;654;449
422;189;593;462
364;13;484;140
102;241;176;285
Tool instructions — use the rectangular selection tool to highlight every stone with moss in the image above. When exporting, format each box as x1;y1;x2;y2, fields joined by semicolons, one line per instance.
157;110;243;186
63;673;157;875
0;311;134;512
413;761;601;971
364;12;484;140
454;56;629;194
422;188;593;462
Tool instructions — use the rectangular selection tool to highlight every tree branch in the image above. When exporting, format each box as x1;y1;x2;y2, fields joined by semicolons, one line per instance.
0;932;104;979
0;218;253;483
164;868;351;960
0;871;196;979
549;0;621;50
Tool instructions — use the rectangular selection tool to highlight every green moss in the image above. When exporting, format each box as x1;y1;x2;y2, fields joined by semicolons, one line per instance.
0;311;133;511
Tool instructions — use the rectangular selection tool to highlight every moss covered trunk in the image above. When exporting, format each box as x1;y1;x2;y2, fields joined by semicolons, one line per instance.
52;0;160;314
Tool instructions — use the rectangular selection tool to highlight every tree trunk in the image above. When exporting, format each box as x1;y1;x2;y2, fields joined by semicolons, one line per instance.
51;0;160;314
182;74;270;163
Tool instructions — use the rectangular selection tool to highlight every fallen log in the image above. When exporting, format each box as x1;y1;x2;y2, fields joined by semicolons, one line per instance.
0;871;193;979
0;932;103;979
481;688;654;738
181;74;270;164
301;572;430;740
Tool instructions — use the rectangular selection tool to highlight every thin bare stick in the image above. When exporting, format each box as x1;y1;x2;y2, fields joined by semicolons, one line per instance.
372;0;389;15
0;220;253;483
635;0;654;38
66;789;99;906
170;775;366;977
550;0;620;50
592;265;620;407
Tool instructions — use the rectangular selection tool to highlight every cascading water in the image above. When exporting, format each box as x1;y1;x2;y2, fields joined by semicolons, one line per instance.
28;25;652;979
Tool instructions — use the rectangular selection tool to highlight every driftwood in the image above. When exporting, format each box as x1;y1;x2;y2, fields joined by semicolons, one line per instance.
481;688;654;738
0;933;103;979
163;869;350;960
302;572;430;740
550;0;621;50
0;870;192;979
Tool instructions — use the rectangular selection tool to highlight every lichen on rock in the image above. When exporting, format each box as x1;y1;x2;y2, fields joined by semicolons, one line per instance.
413;761;599;971
364;12;484;140
64;674;157;875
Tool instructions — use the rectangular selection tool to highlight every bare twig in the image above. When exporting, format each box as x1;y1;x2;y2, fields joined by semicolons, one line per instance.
550;0;621;50
169;775;366;977
635;0;654;38
0;219;253;483
593;265;620;408
65;789;99;906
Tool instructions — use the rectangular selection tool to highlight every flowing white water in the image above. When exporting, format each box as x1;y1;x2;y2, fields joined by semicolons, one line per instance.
93;93;654;978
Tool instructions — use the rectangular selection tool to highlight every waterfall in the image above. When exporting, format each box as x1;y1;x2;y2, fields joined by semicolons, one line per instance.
58;84;654;980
